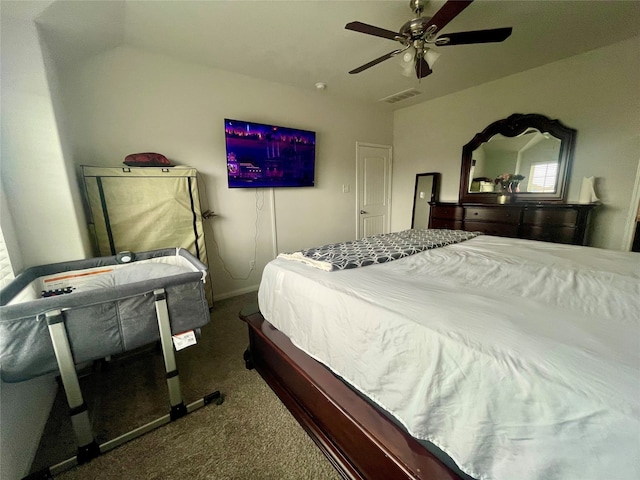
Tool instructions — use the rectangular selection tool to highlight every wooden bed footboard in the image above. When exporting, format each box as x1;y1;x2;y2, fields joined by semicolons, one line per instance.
239;306;461;480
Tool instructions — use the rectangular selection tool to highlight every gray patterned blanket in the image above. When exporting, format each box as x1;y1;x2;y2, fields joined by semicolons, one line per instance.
278;229;479;271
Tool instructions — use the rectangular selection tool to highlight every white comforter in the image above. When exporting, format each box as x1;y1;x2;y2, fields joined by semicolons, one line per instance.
258;235;640;480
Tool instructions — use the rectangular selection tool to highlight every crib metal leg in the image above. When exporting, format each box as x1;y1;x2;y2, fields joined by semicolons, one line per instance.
153;288;188;419
45;310;100;464
154;289;223;413
26;295;223;479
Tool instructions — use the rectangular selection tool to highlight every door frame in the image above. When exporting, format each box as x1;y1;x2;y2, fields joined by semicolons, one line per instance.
355;142;393;239
622;157;640;250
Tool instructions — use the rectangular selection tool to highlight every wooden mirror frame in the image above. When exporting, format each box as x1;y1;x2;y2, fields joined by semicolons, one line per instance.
459;113;577;204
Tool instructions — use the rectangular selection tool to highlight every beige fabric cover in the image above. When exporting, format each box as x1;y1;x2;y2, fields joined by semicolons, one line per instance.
82;166;212;305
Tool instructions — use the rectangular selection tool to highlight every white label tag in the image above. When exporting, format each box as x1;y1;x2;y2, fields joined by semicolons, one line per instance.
172;330;197;351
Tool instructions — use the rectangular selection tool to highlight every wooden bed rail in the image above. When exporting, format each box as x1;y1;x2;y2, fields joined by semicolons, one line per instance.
239;305;462;480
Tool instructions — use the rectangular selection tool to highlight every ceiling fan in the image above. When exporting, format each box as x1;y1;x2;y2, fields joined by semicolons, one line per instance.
345;0;512;79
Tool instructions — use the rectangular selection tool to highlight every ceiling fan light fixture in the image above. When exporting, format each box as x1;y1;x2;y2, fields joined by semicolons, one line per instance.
400;47;416;65
424;48;441;69
400;47;416;77
401;66;415;78
345;0;513;80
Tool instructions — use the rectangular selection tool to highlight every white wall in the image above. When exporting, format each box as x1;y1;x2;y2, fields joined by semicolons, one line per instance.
392;37;640;251
0;5;90;267
0;3;88;478
0;183;55;480
58;46;394;299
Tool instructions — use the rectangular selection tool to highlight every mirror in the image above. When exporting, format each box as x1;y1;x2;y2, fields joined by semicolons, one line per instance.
459;114;576;204
412;172;440;229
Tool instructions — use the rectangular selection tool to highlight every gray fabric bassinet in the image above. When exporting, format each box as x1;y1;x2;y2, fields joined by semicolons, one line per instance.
0;248;210;383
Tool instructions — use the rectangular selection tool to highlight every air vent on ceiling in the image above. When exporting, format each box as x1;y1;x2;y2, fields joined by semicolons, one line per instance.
379;88;423;104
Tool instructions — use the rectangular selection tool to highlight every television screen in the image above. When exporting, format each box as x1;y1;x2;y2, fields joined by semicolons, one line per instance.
225;119;316;188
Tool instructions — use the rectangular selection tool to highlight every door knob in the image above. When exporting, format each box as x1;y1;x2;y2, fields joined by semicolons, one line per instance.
360;210;367;214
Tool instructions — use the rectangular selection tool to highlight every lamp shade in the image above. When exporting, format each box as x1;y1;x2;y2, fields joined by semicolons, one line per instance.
424;48;441;68
400;47;416;77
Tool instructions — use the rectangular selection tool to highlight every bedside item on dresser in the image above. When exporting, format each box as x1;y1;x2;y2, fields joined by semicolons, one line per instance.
579;176;600;204
497;194;509;205
495;173;523;204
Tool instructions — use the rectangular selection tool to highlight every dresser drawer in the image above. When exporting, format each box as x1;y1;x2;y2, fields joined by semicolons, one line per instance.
431;204;464;221
520;226;578;244
523;208;578;226
465;206;520;224
434;203;593;245
430;218;463;230
464;221;519;237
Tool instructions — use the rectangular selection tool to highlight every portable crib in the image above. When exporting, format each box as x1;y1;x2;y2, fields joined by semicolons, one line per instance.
0;248;223;477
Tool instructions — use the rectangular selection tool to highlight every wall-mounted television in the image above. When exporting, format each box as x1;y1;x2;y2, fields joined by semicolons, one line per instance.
225;119;316;188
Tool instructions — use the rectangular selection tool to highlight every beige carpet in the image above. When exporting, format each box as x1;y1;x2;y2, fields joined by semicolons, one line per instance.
29;292;341;480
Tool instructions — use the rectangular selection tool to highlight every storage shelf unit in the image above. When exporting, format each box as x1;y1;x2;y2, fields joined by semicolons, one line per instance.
81;166;213;305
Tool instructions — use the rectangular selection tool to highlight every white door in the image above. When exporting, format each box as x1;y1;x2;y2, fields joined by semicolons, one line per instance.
356;143;392;239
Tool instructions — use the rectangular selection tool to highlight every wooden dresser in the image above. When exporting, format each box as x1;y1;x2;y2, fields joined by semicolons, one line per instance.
429;203;596;245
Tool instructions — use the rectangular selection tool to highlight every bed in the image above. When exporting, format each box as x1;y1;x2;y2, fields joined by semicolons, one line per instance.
0;248;222;476
240;230;640;480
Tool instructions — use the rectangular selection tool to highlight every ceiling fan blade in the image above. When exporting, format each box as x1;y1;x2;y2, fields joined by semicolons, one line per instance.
427;0;474;34
415;57;432;79
345;21;401;41
436;27;513;46
349;50;402;74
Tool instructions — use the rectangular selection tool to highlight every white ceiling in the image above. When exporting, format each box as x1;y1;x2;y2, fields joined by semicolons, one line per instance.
15;0;640;109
